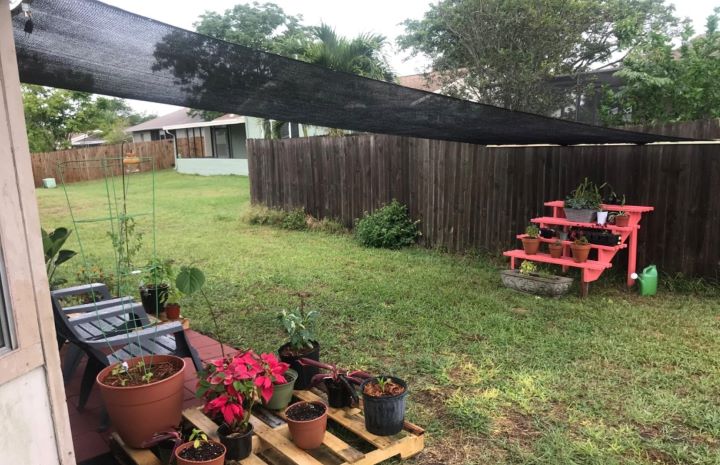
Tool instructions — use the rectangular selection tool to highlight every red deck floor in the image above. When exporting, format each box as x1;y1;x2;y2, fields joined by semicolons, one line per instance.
66;330;235;463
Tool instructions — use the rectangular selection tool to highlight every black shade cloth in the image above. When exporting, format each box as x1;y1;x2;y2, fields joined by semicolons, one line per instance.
12;0;687;145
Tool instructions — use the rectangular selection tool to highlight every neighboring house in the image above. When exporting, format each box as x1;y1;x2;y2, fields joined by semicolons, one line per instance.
245;117;329;139
69;131;107;147
398;68;624;125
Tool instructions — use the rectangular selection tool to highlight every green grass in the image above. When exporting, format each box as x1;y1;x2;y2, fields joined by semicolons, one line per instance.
38;171;720;465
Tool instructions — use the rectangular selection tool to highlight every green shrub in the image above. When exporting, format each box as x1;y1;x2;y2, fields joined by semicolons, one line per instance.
354;200;420;249
281;208;308;230
242;205;288;226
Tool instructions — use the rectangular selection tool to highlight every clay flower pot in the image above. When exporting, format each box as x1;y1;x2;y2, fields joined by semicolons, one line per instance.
263;369;298;410
96;355;185;448
548;243;563;259
165;303;181;320
174;440;226;465
570;243;591;263
614;214;630;227
285;401;328;449
521;237;540;255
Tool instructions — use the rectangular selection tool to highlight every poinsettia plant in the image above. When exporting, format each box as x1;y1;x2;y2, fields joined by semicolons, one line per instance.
196;351;289;434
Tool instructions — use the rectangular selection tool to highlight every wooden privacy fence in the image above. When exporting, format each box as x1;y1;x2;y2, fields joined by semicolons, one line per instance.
175;135;205;158
248;134;720;278
31;140;175;186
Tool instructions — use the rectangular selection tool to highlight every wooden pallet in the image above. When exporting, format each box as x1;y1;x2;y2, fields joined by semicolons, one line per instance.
110;389;424;465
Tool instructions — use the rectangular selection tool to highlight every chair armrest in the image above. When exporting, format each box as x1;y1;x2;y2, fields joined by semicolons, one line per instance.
68;303;146;325
85;321;185;348
52;283;111;301
64;296;136;314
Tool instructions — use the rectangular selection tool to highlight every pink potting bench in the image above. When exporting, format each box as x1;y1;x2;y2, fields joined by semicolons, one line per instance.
503;200;654;297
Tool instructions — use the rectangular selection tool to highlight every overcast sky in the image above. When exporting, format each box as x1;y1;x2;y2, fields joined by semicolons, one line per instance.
101;0;720;117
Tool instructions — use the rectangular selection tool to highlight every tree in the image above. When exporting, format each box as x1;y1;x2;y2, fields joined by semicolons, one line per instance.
22;85;154;152
398;0;679;114
301;24;394;81
602;9;719;125
195;2;310;57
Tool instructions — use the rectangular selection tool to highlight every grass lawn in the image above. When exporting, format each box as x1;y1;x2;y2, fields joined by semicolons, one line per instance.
38;171;719;465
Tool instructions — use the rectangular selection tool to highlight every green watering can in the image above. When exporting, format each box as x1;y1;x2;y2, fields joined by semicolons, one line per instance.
631;265;658;296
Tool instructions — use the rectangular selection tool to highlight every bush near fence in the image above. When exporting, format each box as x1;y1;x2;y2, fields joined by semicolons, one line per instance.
248;125;720;278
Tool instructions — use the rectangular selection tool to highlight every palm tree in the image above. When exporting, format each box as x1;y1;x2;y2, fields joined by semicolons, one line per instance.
302;24;395;81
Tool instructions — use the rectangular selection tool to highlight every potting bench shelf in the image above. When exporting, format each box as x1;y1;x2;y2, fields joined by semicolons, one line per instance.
109;388;424;465
504;200;653;296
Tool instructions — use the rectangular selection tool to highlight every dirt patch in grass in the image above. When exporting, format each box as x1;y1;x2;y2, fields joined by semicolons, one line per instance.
491;410;541;448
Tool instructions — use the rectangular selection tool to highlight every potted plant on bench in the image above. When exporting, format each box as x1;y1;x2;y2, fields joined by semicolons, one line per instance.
360;375;409;436
521;224;540;255
564;178;602;223
548;239;563;258
174;429;226;465
139;257;173;316
570;236;591;263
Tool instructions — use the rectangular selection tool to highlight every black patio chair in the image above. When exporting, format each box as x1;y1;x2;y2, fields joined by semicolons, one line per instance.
51;283;202;411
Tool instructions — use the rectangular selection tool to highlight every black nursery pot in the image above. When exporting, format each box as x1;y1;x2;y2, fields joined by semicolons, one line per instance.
139;283;169;315
325;379;354;408
278;341;320;390
218;423;253;461
360;376;408;436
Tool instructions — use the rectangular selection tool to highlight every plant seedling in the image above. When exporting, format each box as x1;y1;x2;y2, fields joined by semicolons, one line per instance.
574;236;589;246
525;224;540;238
189;429;208;449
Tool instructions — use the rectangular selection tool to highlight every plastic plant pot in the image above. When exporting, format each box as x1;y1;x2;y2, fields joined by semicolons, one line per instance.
360;376;408;436
263;369;298;410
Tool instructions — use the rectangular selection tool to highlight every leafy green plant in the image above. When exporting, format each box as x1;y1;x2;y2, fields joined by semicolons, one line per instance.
42;227;77;288
175;266;226;358
110;359;154;386
141;257;174;288
574;236;589;246
519;261;537;275
279;294;318;352
281;208;307;230
565;178;602;210
354;200;420;249
525;224;540;238
189;429;208;449
107;216;143;295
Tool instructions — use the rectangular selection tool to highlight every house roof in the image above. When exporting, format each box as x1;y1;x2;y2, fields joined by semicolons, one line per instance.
70;131;106;146
126;108;205;132
163;115;245;131
397;72;446;93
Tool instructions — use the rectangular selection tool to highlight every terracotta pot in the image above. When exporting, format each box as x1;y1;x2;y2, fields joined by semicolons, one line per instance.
174;441;226;465
614;214;630;227
570;243;591;263
521;237;540;255
548;243;563;259
165;303;181;320
263;369;297;410
96;355;185;448
285;401;327;449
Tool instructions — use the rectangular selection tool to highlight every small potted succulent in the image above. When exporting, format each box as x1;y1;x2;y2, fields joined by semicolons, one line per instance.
299;359;371;408
548;239;563;259
570;236;591;263
197;351;289;461
174;429;226;465
360;376;409;436
139;257;173;316
564;178;602;223
285;401;328;449
521;224;540;255
278;294;320;389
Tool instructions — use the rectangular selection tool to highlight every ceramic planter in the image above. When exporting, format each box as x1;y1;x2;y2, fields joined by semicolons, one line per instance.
263;369;298;410
96;355;185;448
548;243;563;259
501;269;573;297
596;211;609;225
174;440;226;465
139;283;169;315
563;208;596;223
360;376;408;436
614;214;630;227
570;243;591;263
278;341;320;390
285;401;328;449
521;237;540;255
218;423;253;461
